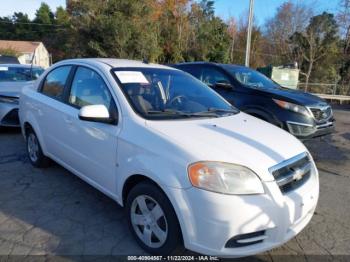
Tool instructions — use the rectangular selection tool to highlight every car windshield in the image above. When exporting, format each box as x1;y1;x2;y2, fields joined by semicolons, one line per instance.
112;68;238;120
222;65;280;90
0;66;44;82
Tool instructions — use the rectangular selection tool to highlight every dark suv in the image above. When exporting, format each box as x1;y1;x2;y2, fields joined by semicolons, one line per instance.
173;62;334;139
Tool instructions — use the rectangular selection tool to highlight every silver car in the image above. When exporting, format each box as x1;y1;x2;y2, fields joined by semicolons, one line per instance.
0;64;44;127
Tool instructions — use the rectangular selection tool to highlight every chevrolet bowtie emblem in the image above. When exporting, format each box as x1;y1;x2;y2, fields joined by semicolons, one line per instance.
293;169;304;181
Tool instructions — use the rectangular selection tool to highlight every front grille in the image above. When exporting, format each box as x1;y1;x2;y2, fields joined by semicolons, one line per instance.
1;109;19;126
309;106;332;122
269;152;312;193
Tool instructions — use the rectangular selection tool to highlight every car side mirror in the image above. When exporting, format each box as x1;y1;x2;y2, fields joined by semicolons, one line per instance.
79;105;115;124
214;81;233;90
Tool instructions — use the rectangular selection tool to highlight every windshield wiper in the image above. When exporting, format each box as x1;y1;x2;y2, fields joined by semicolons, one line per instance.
147;109;219;118
207;107;239;114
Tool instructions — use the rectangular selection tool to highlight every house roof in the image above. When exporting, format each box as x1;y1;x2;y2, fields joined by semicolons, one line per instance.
0;40;41;53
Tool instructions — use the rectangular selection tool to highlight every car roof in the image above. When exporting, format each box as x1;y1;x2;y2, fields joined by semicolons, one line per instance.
59;58;176;70
175;61;248;70
0;64;43;69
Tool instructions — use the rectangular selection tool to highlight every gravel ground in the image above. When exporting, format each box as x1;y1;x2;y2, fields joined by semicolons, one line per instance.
0;108;349;261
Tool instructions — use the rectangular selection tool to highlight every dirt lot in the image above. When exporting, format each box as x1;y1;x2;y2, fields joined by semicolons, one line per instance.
0;108;349;260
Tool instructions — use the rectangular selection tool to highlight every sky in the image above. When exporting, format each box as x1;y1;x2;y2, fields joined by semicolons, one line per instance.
214;0;339;23
0;0;340;25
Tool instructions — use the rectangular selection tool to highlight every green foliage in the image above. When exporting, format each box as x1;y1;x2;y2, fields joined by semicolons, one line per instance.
289;12;340;87
0;0;348;90
0;48;20;57
65;0;161;61
34;3;54;24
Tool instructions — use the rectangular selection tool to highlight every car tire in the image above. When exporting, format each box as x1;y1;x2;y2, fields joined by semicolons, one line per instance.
126;181;183;255
26;128;50;168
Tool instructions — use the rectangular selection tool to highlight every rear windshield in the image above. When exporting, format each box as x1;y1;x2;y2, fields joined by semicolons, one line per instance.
0;66;44;82
112;67;238;120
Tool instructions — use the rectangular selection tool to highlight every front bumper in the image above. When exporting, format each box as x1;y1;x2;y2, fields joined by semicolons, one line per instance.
0;103;20;127
286;120;334;140
167;165;319;257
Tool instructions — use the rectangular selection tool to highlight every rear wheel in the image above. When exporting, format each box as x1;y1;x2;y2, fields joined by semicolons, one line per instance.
126;182;182;255
26;129;49;167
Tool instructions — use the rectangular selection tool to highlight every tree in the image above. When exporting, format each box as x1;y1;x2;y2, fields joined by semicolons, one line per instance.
186;0;230;62
34;3;54;24
264;1;314;65
228;12;265;68
290;12;339;90
337;0;350;93
33;3;56;40
66;0;162;61
47;6;71;62
55;6;70;26
227;17;237;62
0;48;20;57
12;12;33;40
0;12;34;40
155;0;192;62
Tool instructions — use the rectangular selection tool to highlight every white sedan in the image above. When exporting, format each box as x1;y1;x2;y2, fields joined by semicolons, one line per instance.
19;58;319;257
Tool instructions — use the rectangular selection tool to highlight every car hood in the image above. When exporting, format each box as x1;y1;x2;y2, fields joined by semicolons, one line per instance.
261;87;326;106
0;81;33;98
146;112;307;181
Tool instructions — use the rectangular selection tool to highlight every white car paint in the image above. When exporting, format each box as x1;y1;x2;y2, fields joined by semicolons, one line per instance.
19;58;319;257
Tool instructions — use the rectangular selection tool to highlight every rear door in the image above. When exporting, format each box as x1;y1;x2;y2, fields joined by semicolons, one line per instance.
36;65;74;157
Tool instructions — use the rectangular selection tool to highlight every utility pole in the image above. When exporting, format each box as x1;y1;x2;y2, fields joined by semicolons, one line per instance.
245;0;254;67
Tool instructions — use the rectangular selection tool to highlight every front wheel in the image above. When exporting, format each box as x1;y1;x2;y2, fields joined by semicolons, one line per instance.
126;182;183;255
26;129;50;168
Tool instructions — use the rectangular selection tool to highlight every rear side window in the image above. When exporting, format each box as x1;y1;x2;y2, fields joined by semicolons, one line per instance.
41;66;72;99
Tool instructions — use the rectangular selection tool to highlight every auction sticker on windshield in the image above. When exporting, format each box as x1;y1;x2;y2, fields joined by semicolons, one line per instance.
0;67;8;71
115;71;149;84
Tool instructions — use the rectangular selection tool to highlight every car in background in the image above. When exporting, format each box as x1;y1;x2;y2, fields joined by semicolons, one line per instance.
0;64;44;127
20;58;319;257
172;62;334;140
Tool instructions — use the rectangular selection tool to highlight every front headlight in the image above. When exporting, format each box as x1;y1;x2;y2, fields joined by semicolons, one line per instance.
188;161;264;195
273;99;310;117
0;95;19;104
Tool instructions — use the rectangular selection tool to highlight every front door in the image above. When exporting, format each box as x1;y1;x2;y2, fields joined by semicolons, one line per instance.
61;66;120;194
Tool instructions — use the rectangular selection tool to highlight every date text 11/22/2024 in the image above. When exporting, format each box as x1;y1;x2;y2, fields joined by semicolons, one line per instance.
127;256;219;261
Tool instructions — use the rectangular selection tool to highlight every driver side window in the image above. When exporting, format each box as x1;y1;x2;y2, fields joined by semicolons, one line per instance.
200;67;230;87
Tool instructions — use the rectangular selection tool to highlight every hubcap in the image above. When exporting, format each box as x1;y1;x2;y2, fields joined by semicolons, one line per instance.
27;133;39;162
131;195;168;248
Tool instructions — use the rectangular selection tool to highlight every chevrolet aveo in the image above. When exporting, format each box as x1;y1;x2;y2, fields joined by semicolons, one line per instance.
19;59;319;257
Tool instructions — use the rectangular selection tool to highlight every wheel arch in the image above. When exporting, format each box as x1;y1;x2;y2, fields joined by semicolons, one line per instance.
243;107;282;127
22;119;48;155
122;174;159;206
121;173;185;245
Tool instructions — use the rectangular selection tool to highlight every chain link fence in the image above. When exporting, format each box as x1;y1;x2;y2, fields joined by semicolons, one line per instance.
298;82;350;96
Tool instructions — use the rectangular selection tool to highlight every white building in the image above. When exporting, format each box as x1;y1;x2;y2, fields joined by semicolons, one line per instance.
0;40;50;68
